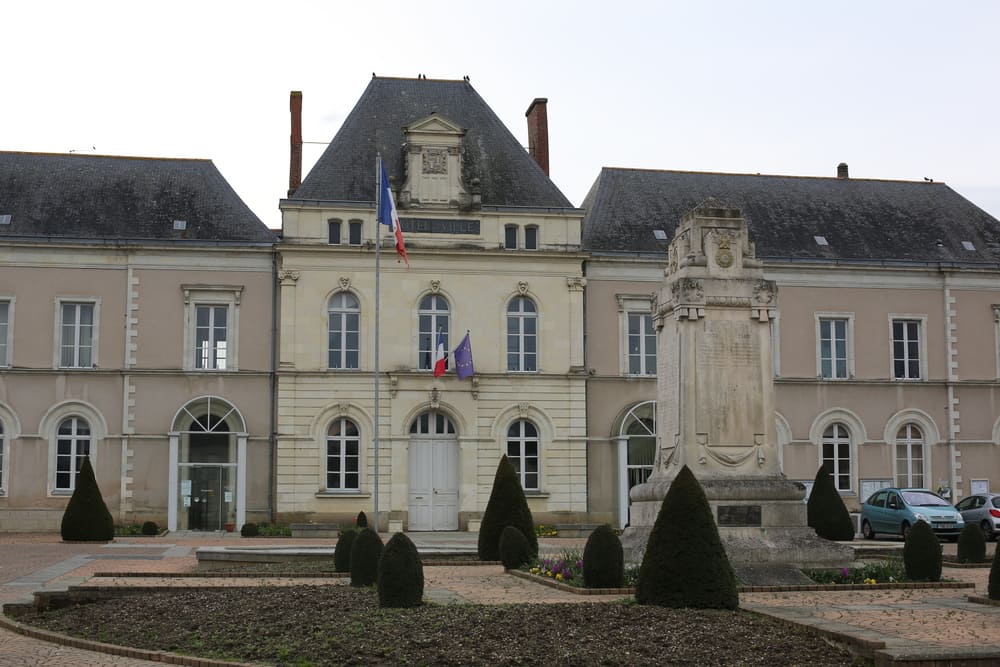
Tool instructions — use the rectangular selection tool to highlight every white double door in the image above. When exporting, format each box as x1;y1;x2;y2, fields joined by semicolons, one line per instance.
408;437;459;531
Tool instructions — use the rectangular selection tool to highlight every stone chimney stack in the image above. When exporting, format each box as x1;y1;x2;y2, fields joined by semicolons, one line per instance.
525;98;549;176
288;91;303;197
837;162;849;179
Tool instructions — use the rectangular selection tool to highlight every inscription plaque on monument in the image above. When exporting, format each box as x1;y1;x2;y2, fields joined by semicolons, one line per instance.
717;505;762;527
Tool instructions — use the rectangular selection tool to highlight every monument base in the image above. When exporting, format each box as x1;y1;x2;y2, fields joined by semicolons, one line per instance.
621;475;854;585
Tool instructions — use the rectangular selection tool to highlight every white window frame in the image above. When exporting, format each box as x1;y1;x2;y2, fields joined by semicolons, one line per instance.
506;419;540;491
325;417;361;492
815;312;854;379
618;295;657;376
54;416;91;492
42;402;105;496
417;294;450;371
993;305;1000;379
54;298;99;369
328;291;361;370
888;314;927;381
0;297;12;368
506;296;538;372
822;422;853;492
183;285;242;371
894;423;925;488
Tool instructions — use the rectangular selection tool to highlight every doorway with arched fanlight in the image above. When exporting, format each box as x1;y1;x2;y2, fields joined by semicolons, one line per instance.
407;410;459;531
613;401;657;528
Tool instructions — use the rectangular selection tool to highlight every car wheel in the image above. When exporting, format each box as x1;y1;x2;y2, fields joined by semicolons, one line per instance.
862;520;875;540
901;522;911;540
982;521;995;542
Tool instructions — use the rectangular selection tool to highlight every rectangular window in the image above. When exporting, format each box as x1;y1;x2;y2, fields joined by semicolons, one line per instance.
328;219;341;244
819;318;848;379
892;319;921;379
524;226;538;250
195;305;228;370
504;225;518;249
0;300;8;367
59;302;94;368
627;312;656;375
348;220;362;246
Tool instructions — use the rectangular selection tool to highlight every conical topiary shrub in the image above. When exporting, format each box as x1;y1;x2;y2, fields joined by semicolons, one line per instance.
141;521;160;536
989;543;1000;600
635;465;738;609
60;457;114;542
350;528;383;586
335;529;357;573
957;523;987;564
583;524;625;589
477;455;538;561
498;525;531;570
377;532;424;608
807;466;855;541
356;511;368;529
903;520;942;582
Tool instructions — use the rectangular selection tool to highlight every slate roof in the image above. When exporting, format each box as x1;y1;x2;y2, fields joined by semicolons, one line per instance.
0;151;275;243
581;167;1000;264
291;77;573;209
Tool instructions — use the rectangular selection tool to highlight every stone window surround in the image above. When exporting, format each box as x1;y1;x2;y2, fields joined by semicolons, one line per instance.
41;400;106;497
616;294;656;377
182;285;242;372
54;297;100;369
888;313;928;381
0;296;12;368
814;312;855;379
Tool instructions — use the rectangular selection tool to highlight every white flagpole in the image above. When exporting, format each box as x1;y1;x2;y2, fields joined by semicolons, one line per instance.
373;154;382;533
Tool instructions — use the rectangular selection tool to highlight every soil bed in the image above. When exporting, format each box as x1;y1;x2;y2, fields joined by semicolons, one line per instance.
16;585;861;666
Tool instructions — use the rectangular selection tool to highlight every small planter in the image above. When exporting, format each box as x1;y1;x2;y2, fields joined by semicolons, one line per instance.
224;522;235;533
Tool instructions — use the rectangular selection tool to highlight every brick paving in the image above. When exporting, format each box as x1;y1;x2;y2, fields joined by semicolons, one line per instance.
2;532;1000;665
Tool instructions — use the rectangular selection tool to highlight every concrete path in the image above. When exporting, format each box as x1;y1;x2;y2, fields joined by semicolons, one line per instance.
1;532;999;665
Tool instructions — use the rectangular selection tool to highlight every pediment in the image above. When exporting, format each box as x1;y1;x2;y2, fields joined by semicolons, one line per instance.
405;113;466;137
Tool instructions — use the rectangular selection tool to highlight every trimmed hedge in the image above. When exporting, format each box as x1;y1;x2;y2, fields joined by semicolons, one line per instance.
957;523;987;563
377;532;424;608
478;455;537;561
350;528;383;586
903;520;942;582
335;529;358;573
583;524;624;589
240;523;259;537
499;526;531;570
60;457;115;542
806;465;855;541
356;511;369;529
141;521;159;536
635;465;738;609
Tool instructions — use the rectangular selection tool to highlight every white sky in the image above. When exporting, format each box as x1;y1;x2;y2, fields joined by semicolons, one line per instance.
5;1;999;230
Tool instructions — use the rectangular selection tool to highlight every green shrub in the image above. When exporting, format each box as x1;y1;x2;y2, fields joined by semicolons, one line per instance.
377;532;424;608
60;457;115;542
583;524;625;589
903;520;942;582
350;528;383;586
256;523;291;537
240;523;259;538
140;521;159;536
335;529;357;573
807;466;855;541
356;511;368;529
499;526;531;570
989;544;1000;600
957;523;987;563
478;455;538;561
635;465;738;609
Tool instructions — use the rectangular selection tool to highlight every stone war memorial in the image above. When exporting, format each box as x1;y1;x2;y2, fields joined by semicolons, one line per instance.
622;200;852;584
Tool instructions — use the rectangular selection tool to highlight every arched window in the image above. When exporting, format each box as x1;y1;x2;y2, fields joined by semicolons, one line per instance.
507;296;537;372
327;418;360;491
895;424;924;488
822;423;851;491
56;417;90;491
409;411;455;435
328;293;360;369
507;420;539;490
620;402;656;488
418;295;449;371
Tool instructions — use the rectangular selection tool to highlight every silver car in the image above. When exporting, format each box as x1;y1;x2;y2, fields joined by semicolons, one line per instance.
954;493;1000;541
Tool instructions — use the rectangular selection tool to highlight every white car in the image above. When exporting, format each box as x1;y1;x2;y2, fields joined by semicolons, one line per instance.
954;493;1000;541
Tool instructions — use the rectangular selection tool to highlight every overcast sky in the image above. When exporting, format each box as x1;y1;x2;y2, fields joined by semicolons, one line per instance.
5;1;999;230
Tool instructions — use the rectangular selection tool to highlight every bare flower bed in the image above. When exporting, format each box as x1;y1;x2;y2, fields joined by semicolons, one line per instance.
17;585;863;666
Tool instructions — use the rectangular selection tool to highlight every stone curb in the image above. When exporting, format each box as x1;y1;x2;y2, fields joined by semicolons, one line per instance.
0;612;256;666
507;569;976;595
968;595;1000;607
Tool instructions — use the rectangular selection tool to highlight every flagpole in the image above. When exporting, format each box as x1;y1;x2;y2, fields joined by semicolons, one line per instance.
373;154;382;534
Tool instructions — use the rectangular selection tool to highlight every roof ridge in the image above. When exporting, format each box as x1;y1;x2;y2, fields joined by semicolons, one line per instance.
0;150;212;163
599;165;947;186
373;75;468;84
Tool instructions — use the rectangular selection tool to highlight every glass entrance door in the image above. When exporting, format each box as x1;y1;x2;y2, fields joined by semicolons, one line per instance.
187;466;222;531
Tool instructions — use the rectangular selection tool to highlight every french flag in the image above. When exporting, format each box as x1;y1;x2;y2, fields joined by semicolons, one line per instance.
377;163;409;266
433;329;447;377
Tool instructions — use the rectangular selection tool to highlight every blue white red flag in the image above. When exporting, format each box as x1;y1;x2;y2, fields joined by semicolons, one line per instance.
377;163;409;266
453;331;474;379
433;329;447;377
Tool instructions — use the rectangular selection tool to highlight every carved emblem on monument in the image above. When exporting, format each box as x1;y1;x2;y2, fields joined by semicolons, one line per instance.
753;279;777;305
715;230;735;268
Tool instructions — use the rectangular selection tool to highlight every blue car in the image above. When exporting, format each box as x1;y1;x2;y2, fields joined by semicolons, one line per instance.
860;487;965;541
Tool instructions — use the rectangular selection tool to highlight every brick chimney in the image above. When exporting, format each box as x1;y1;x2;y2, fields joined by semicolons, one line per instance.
288;91;303;196
837;162;849;179
525;98;549;176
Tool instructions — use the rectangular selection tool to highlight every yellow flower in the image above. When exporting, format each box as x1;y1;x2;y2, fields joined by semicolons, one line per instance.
556;573;563;581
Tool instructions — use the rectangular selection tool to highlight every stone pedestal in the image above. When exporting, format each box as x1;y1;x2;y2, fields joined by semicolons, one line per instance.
621;202;851;583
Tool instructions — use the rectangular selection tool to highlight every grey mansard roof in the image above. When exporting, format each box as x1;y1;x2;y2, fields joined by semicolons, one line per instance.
582;167;1000;264
291;77;573;209
0;151;275;243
